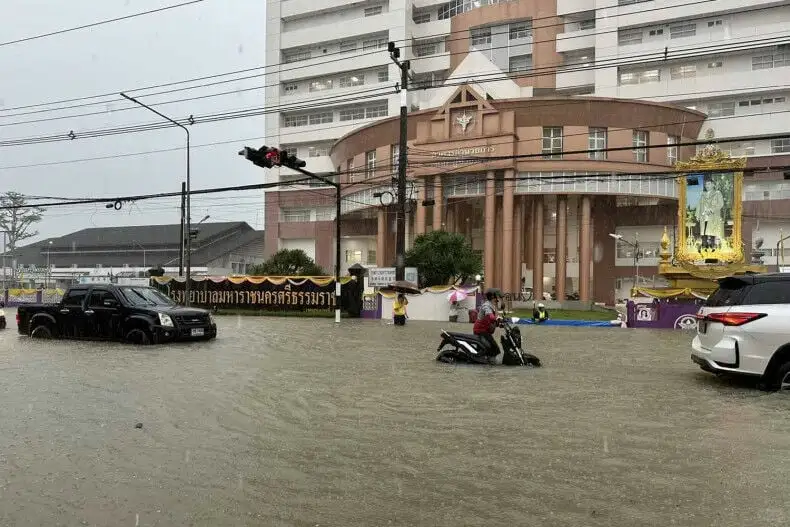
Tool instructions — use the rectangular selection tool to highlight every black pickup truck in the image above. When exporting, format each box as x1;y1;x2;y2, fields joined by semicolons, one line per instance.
17;284;217;344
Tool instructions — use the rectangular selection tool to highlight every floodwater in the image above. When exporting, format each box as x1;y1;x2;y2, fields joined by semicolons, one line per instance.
1;313;790;526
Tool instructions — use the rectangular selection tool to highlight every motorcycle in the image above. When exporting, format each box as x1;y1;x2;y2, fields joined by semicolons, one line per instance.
435;316;541;367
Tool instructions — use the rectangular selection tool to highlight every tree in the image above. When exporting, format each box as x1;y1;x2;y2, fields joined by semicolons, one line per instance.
0;192;44;277
405;230;482;288
248;248;326;276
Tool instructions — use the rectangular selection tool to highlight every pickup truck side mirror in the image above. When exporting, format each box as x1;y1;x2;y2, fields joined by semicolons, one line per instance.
103;299;118;308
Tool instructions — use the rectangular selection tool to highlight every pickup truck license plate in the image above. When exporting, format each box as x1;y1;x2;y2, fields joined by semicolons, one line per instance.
191;328;205;337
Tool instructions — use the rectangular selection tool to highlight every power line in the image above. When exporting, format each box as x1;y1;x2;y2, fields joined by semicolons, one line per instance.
6;0;781;122
0;0;207;48
0;0;717;114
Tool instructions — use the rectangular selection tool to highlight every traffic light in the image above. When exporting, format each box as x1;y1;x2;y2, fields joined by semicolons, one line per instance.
238;145;281;169
279;149;306;169
238;145;305;170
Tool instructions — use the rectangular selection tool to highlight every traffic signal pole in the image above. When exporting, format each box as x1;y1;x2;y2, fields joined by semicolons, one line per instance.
388;43;410;282
239;147;342;324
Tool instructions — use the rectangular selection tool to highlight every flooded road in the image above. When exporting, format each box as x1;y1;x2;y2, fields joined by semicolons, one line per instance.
1;314;790;526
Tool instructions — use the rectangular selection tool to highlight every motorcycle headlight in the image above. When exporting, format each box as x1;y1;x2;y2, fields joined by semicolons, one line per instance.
158;313;174;327
0;309;5;318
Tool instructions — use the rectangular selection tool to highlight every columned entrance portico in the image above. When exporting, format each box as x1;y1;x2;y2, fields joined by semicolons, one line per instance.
555;195;568;301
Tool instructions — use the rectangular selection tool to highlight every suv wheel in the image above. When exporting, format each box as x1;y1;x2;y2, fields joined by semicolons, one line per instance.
760;360;790;392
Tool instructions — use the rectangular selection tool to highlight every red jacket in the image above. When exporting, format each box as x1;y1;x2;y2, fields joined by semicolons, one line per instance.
473;302;498;334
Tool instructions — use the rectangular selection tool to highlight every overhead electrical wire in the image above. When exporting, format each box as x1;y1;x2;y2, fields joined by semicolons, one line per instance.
0;0;208;48
0;0;721;114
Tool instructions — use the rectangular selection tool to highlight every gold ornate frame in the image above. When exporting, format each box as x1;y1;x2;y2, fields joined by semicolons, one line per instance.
674;146;746;268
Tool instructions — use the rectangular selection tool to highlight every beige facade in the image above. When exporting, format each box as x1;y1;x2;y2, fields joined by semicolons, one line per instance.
265;88;708;304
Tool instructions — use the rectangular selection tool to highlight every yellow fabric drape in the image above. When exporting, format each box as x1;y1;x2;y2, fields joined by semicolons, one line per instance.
634;287;710;300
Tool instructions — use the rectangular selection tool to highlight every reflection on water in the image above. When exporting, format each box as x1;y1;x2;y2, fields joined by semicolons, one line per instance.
1;315;789;526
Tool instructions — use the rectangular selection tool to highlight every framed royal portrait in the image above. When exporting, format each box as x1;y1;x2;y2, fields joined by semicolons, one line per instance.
675;147;745;266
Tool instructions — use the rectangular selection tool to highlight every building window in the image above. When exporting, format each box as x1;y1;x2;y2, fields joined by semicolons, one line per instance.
509;55;532;72
509;22;532;40
707;60;723;69
542;127;563;159
707;101;735;117
670;64;696;80
633;130;649;162
619;69;660;85
618;28;643;46
391;144;400;169
648;28;664;37
772;139;790;154
339;40;357;52
281;208;311;222
365;150;376;178
345;250;363;264
308;112;333;125
309;78;333;92
670;23;696;39
413;12;430;24
339;107;365;121
364;6;382;16
752;53;789;70
284;50;310;63
667;136;679;165
283;114;308;127
588;128;607;160
348;158;357;182
308;145;330;157
366;250;377;265
470;27;492;47
415;41;440;57
362;38;387;51
377;69;389;83
338;74;364;88
579;19;595;30
365;103;388;118
708;20;723;27
284;83;298;94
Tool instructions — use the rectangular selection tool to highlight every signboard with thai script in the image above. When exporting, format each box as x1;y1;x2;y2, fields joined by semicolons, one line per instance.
151;275;354;311
367;267;419;288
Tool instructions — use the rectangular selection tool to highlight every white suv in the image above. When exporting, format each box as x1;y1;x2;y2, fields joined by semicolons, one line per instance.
691;273;790;390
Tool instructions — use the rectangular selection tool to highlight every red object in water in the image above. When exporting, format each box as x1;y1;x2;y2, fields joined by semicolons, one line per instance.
468;309;478;323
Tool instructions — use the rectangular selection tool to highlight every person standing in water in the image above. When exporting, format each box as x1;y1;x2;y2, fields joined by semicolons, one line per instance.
393;293;408;326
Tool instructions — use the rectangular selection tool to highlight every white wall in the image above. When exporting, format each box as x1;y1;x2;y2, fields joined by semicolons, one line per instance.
279;238;317;261
380;288;478;322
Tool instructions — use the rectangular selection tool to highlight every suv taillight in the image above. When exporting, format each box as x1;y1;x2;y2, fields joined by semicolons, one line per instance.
706;312;766;326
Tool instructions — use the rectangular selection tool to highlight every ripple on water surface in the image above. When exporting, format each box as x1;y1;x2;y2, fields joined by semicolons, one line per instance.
1;315;790;526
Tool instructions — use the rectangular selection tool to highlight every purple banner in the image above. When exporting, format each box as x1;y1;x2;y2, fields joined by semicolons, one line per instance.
627;299;703;330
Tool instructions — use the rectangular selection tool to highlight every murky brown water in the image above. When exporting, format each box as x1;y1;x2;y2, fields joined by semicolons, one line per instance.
1;312;790;526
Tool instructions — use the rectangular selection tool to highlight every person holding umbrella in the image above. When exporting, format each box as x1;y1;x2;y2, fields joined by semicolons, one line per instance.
447;289;468;323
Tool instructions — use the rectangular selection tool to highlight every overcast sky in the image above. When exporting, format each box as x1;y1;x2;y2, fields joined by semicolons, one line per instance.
0;0;268;245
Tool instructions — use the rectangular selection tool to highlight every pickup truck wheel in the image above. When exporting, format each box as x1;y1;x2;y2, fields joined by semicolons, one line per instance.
125;328;153;345
30;324;53;339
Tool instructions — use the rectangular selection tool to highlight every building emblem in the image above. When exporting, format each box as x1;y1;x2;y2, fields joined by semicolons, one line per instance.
455;111;474;133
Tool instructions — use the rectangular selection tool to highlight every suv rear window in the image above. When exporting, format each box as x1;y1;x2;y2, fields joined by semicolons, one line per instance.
706;280;751;307
706;278;790;306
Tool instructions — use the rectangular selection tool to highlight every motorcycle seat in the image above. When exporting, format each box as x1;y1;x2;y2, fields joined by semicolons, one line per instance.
445;331;483;341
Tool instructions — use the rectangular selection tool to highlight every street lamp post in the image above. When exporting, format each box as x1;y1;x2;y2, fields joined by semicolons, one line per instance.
120;92;192;305
609;233;640;296
777;228;790;270
46;240;53;290
132;241;147;269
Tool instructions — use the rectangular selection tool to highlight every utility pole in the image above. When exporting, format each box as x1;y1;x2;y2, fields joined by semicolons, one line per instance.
388;42;411;282
120;92;192;306
179;181;186;276
239;146;342;323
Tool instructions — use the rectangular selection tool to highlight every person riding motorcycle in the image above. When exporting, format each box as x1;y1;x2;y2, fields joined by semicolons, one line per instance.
473;289;503;359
